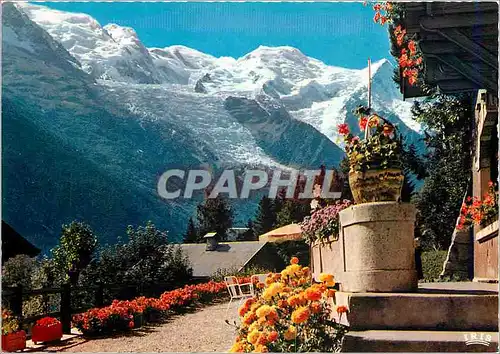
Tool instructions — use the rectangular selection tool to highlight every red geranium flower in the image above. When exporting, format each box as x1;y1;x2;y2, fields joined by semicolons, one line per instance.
337;123;350;135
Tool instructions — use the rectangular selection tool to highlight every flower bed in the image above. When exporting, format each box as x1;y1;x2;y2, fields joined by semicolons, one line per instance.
229;258;347;353
72;280;229;336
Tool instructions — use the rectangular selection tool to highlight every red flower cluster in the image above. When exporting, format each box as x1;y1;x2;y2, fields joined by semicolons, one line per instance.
35;317;60;328
371;2;423;86
457;181;498;230
72;280;228;336
372;2;392;26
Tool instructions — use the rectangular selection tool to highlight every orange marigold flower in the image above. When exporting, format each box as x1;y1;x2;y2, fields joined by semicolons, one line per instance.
305;287;322;301
284;325;297;341
254;344;268;353
336;305;349;314
380;16;387;25
291;306;310;324
268;331;278;342
290;256;299;265
373;11;381;23
238;305;249;317
318;273;334;283
257;334;268;346
310;302;322;314
327;289;337;298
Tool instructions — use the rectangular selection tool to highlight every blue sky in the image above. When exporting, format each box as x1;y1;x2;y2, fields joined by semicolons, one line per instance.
43;2;391;69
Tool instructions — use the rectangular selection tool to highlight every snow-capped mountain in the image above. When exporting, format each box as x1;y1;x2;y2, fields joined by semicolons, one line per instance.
2;3;423;250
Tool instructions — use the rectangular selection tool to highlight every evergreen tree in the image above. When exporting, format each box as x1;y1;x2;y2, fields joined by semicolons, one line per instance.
411;93;473;249
239;219;257;241
196;196;233;241
276;200;311;226
253;196;277;237
183;218;198;243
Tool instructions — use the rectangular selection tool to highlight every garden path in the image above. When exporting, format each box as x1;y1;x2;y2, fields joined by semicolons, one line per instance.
53;301;239;352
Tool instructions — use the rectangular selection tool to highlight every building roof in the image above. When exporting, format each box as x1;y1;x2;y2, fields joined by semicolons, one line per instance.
398;2;498;99
179;241;267;277
259;223;303;243
2;221;41;262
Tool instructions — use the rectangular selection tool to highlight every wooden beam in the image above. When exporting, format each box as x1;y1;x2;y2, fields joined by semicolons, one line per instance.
423;2;498;16
428;54;497;92
434;28;498;69
420;11;498;30
419;41;464;55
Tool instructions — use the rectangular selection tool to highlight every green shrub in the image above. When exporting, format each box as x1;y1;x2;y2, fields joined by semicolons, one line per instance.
421;250;447;282
273;240;310;267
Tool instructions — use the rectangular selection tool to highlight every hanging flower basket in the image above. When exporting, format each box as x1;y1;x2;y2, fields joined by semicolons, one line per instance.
31;317;63;344
2;331;26;352
338;106;404;204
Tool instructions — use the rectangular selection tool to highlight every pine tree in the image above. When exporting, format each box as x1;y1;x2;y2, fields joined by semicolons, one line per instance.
183;218;198;243
239;219;256;241
253;196;277;237
196;196;233;241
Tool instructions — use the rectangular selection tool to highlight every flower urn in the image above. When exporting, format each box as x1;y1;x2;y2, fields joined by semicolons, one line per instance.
1;330;27;352
31;319;63;344
348;168;404;204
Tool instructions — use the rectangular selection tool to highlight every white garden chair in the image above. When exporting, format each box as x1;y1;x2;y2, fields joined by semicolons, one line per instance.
250;273;268;295
224;276;253;320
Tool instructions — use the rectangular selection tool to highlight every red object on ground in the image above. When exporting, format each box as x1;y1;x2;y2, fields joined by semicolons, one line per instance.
31;322;63;344
2;330;27;352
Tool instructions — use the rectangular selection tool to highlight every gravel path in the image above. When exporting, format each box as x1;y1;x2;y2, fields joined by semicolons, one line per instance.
56;301;240;352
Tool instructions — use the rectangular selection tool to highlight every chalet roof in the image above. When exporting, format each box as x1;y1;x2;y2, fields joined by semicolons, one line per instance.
399;2;498;98
2;221;41;262
179;241;267;277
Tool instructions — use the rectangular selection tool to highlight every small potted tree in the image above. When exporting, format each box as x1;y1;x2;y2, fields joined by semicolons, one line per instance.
31;317;63;344
2;310;26;352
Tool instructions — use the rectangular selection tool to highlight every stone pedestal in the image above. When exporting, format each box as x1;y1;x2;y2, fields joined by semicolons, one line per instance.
338;202;417;292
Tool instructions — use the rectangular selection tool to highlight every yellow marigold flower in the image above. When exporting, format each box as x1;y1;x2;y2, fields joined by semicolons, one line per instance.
318;273;334;283
284;325;297;341
229;342;244;352
302;266;310;274
247;330;260;345
250;302;260;311
254;344;268;353
265;277;273;285
262;282;284;300
325;280;336;287
291;306;310;324
289;264;301;276
248;322;260;333
257;316;266;325
256;305;272;318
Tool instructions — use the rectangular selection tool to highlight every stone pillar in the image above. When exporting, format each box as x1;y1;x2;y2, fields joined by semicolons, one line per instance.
339;202;417;292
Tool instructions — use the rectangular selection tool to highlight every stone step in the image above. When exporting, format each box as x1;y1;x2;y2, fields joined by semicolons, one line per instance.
333;282;498;331
341;330;499;352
